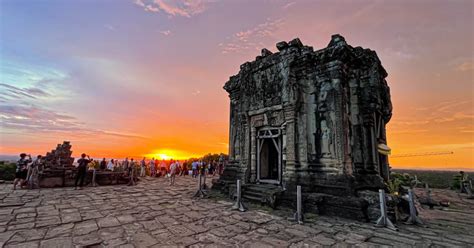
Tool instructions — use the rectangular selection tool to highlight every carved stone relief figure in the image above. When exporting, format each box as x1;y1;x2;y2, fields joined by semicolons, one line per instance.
320;120;333;157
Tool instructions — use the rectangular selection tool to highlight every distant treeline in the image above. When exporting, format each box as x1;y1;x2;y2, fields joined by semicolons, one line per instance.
393;169;467;189
0;161;16;181
183;153;228;164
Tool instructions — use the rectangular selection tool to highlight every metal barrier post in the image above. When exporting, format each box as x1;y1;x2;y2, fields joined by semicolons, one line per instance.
202;173;208;190
405;189;423;225
375;189;398;231
425;183;434;209
466;180;474;199
193;174;207;198
294;185;304;224
92;169;97;187
129;168;136;186
232;180;247;212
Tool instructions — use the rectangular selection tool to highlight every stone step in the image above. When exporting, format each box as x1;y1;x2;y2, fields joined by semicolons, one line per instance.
243;190;264;198
244;184;282;192
242;194;265;203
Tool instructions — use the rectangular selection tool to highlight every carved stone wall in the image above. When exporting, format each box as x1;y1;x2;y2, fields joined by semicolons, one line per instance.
218;34;392;199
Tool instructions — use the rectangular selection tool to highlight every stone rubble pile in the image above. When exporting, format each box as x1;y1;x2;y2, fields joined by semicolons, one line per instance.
42;141;75;170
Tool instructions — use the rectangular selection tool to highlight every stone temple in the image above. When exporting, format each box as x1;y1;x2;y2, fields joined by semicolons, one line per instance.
213;35;393;221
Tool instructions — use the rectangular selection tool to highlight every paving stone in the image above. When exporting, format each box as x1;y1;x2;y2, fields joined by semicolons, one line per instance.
13;207;36;214
176;236;199;246
8;228;46;242
16;212;37;219
5;241;40;248
0;177;473;247
143;220;165;231
244;240;274;248
260;237;289;247
0;209;13;215
211;227;236;237
40;237;73;248
117;215;136;224
80;211;104;220
45;223;74;239
36;216;61;228
98;217;121;228
103;238;128;247
187;222;209;234
9;217;35;225
152;229;175;241
203;220;226;228
98;227;125;241
7;222;35;231
289;240;322;248
72;232;102;246
73;220;98;236
132;232;158;247
122;223;144;236
310;234;336;246
60;213;81;224
155;215;177;225
285;228;308;238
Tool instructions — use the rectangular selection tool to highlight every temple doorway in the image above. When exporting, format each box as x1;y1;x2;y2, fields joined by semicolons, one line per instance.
257;128;282;184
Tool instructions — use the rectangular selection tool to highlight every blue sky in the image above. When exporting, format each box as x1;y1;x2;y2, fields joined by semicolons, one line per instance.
0;0;473;168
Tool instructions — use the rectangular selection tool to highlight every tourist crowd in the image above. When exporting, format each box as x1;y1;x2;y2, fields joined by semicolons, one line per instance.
12;153;226;190
93;157;224;178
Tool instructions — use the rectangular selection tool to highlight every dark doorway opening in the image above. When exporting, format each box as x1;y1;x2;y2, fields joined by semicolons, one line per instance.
259;138;279;180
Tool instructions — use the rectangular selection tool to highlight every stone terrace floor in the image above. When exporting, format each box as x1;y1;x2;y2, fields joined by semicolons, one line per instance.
0;176;473;248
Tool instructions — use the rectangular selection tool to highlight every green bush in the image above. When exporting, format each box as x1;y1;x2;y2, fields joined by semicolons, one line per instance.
390;172;412;186
386;172;415;194
451;174;468;190
0;161;16;180
393;169;460;189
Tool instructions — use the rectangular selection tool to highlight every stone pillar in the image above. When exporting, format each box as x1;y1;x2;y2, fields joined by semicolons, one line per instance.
243;118;251;183
284;105;296;173
329;67;345;174
250;126;257;183
229;100;234;160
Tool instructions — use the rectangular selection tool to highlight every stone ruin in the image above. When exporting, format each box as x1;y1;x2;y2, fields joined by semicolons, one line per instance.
213;34;393;221
42;141;75;170
39;141;129;187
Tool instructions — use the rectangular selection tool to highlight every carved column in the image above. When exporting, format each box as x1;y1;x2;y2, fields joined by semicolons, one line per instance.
329;67;345;173
229;98;235;160
284;106;296;168
243;117;251;182
250;126;257;182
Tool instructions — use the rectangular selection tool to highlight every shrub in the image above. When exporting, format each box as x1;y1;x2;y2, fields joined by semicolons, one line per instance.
0;161;16;181
452;174;463;190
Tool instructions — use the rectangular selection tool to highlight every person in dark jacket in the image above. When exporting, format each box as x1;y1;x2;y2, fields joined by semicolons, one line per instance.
99;158;107;171
75;153;93;190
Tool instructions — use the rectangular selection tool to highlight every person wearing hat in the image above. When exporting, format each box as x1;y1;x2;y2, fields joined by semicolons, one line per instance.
13;153;32;190
75;153;93;190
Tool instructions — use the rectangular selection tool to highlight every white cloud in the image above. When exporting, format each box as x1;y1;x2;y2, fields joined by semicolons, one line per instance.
0;104;146;139
104;24;116;31
160;30;171;36
221;18;284;54
282;1;296;9
134;0;211;17
455;61;474;72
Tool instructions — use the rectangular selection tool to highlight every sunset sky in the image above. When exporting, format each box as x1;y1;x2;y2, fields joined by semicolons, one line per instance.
0;0;472;169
